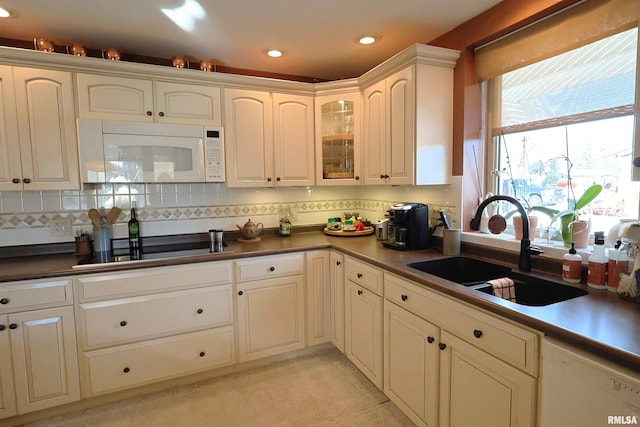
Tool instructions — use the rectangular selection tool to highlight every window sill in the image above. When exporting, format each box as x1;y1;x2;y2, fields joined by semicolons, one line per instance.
461;231;592;264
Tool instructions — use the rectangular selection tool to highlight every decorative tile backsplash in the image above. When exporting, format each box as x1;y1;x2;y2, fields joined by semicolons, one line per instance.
0;178;461;247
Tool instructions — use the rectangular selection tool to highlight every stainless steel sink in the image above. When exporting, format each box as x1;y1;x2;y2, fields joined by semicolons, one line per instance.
407;256;588;306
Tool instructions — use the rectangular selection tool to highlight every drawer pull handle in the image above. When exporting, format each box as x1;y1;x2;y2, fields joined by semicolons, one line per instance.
197;308;203;314
269;266;275;272
439;343;447;351
357;290;363;295
0;325;5;331
427;336;435;344
9;323;17;330
401;294;408;301
123;367;130;373
0;298;8;305
357;273;363;278
120;321;127;327
199;351;205;357
473;329;483;339
238;291;244;296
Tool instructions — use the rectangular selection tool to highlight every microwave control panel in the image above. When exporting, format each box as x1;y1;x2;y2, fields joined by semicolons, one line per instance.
204;127;225;182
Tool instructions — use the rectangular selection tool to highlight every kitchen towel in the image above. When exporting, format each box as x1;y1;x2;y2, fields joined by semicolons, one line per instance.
488;277;516;302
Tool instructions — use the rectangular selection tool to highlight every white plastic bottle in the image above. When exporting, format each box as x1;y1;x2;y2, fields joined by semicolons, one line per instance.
607;239;630;292
562;242;582;283
587;231;607;289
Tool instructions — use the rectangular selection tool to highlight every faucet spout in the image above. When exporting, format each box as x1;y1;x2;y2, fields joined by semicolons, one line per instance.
469;195;535;272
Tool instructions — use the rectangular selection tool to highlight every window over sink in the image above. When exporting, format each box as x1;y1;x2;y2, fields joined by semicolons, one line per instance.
484;26;639;243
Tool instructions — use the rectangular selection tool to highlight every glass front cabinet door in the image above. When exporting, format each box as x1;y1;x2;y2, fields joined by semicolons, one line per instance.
315;91;361;185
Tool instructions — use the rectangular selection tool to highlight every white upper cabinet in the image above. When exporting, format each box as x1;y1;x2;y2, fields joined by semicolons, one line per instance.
76;74;221;126
315;90;362;186
0;66;80;191
224;88;314;187
223;88;274;187
272;93;315;186
362;45;459;185
363;66;414;185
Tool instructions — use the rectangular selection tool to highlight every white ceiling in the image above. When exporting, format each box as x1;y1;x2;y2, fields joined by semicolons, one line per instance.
0;0;501;81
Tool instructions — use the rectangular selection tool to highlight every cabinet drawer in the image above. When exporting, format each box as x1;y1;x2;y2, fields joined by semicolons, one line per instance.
235;253;304;282
79;285;233;349
0;279;72;313
345;257;383;295
385;273;538;375
76;261;232;301
84;327;234;396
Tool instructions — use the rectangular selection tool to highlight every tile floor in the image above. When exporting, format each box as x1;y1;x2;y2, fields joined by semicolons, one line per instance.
26;348;415;427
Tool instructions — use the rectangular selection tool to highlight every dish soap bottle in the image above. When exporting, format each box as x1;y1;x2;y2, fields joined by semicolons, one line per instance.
128;201;141;260
587;231;607;289
562;242;582;283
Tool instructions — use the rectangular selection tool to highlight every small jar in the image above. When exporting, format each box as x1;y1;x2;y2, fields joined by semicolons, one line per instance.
279;218;292;237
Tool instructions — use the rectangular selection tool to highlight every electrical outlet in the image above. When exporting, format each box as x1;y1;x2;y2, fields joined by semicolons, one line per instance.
49;218;72;238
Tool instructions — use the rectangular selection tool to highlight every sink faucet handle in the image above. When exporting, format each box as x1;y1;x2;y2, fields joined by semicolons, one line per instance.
529;246;544;255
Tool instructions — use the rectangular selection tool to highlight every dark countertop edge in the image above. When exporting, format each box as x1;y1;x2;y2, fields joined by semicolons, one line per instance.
1;230;639;373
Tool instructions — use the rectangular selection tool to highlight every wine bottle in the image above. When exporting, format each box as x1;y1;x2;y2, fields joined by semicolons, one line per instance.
128;202;141;260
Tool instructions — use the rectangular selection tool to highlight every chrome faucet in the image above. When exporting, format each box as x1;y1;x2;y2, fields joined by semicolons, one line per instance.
469;195;543;272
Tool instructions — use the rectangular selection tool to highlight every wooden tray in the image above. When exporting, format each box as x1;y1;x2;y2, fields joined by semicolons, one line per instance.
323;226;375;237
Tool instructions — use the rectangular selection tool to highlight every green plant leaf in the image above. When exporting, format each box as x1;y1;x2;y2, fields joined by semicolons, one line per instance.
529;206;558;218
574;184;602;211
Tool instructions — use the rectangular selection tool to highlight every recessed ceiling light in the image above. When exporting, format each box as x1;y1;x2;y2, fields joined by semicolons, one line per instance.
265;49;284;58
0;7;12;18
357;34;380;45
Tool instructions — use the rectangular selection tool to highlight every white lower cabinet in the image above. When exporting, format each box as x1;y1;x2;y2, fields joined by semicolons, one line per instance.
439;331;536;427
306;250;331;347
384;271;539;427
76;262;235;397
345;280;383;389
235;254;306;362
84;327;234;395
329;251;345;352
384;300;439;427
0;279;80;419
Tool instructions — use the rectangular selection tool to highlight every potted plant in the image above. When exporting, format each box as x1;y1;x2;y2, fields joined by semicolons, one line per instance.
550;184;603;247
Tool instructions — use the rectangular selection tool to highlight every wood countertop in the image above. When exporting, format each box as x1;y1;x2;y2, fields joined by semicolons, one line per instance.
1;230;639;373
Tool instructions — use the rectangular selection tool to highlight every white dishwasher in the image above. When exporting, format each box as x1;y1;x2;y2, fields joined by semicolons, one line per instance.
540;337;640;427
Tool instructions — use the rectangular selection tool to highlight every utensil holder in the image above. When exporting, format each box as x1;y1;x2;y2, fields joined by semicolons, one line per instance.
93;228;112;254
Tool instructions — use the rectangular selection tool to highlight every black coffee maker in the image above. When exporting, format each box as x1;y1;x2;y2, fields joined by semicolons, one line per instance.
382;203;431;250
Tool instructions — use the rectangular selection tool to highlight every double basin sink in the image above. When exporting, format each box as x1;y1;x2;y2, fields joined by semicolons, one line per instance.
407;256;588;306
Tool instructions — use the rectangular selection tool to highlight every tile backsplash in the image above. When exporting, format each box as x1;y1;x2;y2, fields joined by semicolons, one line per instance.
0;178;461;247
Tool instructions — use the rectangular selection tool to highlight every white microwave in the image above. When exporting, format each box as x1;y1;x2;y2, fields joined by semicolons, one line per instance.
77;119;225;183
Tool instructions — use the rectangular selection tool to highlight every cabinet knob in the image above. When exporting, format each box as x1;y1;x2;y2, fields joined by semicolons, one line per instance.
357;290;363;295
9;323;17;330
158;111;165;117
120;321;127;327
401;294;408;301
267;177;272;182
199;351;205;357
238;290;244;296
427;336;435;344
269;266;275;272
336;261;341;266
146;111;153;116
11;178;20;184
0;325;5;331
355;176;360;181
473;329;483;339
380;174;385;179
123;367;130;373
22;178;31;184
439;343;447;351
276;177;281;182
0;298;8;305
357;273;363;278
197;308;203;314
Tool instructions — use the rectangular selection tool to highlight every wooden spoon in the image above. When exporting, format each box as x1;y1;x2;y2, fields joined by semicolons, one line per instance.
88;209;102;229
105;207;122;227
